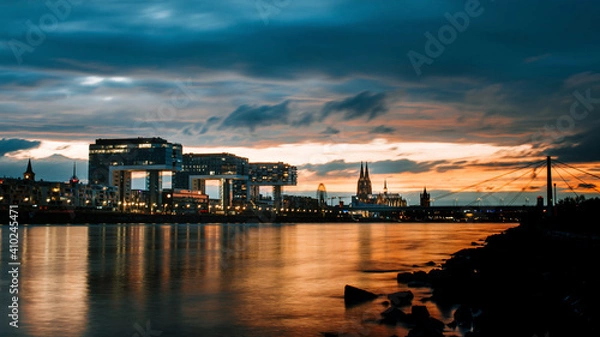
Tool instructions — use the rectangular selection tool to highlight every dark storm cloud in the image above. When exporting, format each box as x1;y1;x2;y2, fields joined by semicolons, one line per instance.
370;159;445;175
183;116;222;136
291;113;315;127
3;0;597;82
435;159;545;173
549;127;600;162
371;125;395;134
321;91;388;121
300;160;354;176
321;127;340;135
0;138;41;156
0;0;599;162
219;101;291;131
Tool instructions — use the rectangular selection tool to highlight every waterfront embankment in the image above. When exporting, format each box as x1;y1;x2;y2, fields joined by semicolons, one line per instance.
341;199;600;337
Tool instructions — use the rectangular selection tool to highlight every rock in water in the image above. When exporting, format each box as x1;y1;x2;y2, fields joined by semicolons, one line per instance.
411;305;430;322
344;285;378;306
380;305;408;325
387;290;414;307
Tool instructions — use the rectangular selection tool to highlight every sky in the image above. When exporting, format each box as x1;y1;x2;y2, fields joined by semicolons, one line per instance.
1;0;599;205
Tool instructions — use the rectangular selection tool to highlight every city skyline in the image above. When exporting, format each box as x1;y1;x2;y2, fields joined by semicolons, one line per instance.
1;1;599;204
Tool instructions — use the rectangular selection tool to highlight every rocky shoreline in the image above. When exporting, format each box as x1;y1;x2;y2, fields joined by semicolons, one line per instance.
339;221;600;337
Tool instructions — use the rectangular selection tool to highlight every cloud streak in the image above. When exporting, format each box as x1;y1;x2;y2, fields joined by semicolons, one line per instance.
0;138;41;156
322;91;388;121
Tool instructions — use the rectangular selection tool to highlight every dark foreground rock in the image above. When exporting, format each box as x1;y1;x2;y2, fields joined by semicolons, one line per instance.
398;224;600;337
387;290;414;307
344;284;378;307
380;302;445;336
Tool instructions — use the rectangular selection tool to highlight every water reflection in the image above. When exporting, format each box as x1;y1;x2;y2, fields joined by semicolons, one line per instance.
20;226;89;337
0;223;515;337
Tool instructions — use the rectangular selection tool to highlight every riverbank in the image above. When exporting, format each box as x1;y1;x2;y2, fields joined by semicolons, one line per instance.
390;222;600;337
8;208;356;225
5;208;518;225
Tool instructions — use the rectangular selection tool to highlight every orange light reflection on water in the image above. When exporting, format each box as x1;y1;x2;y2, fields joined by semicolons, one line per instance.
0;222;516;337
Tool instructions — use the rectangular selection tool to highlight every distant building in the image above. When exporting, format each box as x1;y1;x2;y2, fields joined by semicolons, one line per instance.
537;196;544;208
172;153;249;209
23;159;35;181
0;160;118;209
88;137;182;212
283;195;319;211
356;162;372;203
317;183;327;207
352;164;406;207
248;162;297;210
163;189;209;215
420;187;431;207
375;180;407;207
69;162;80;185
173;153;297;211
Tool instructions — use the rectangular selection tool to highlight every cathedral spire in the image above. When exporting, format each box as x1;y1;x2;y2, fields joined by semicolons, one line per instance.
365;162;370;179
420;186;431;207
360;161;364;179
384;179;388;194
23;158;35;181
70;162;80;184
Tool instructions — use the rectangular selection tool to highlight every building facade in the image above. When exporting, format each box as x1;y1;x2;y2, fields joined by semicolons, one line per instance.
172;153;249;209
356;162;373;203
1;160;118;210
375;180;407;207
88;137;182;212
353;163;407;207
420;187;431;207
173;153;297;211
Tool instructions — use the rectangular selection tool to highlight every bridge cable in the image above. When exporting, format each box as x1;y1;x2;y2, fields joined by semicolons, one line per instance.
553;162;600;195
469;162;544;206
433;159;546;201
506;162;546;206
466;162;543;206
554;160;600;181
552;164;579;199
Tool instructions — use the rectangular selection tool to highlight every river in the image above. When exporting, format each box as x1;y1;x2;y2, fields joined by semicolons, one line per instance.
0;222;516;337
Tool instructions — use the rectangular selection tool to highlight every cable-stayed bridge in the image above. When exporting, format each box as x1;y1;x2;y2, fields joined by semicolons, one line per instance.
346;156;599;221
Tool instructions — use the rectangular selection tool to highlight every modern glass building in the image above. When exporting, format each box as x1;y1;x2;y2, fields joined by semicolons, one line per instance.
172;153;249;209
248;162;297;209
173;154;297;210
88;137;182;212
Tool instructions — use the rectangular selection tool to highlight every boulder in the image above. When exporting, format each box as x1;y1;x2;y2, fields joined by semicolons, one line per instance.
344;284;378;306
411;305;430;322
406;326;444;337
397;270;428;284
408;280;431;288
425;317;445;332
406;315;445;337
388;290;414;307
453;304;473;328
380;305;408;325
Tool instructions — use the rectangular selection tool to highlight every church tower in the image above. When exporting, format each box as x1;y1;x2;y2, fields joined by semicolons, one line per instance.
356;162;373;202
420;186;431;207
23;159;35;181
70;162;80;185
